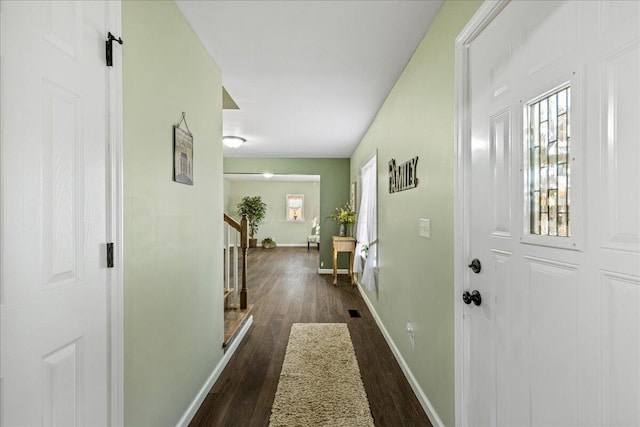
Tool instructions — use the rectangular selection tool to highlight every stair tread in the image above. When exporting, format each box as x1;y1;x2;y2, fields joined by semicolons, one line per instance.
223;305;254;349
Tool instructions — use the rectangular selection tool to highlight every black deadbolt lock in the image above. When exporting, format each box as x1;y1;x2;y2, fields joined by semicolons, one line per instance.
468;258;481;274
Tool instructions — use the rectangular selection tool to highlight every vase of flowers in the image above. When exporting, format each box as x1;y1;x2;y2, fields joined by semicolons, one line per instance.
329;202;356;237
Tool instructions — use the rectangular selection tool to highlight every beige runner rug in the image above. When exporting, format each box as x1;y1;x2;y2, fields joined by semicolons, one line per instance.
269;323;375;426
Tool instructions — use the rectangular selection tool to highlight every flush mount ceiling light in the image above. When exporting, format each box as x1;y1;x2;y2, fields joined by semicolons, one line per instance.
262;172;274;178
222;136;246;148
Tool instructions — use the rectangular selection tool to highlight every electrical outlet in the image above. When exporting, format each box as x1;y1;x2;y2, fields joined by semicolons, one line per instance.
419;218;431;238
406;322;416;348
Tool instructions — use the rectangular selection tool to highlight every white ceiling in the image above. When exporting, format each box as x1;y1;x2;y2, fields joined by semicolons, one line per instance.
175;0;444;158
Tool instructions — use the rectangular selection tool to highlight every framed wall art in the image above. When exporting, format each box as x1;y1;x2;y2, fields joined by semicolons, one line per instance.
173;113;193;185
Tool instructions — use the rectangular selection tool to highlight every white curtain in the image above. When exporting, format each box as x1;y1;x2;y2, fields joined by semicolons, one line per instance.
354;155;377;292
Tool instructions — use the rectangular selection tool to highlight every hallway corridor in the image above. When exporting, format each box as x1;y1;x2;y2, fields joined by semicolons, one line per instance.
190;247;431;426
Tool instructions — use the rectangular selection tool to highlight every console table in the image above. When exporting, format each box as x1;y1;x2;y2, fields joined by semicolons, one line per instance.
332;236;356;286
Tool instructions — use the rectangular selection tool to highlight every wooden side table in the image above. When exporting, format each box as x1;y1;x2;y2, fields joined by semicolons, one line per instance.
332;236;356;286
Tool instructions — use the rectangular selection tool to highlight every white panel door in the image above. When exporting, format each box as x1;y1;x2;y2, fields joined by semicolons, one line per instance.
0;1;115;425
464;1;640;426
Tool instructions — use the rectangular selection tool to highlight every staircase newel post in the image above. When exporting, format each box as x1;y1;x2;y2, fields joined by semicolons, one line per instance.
240;214;248;309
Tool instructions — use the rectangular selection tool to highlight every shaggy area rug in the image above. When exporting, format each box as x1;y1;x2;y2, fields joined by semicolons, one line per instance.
269;323;375;427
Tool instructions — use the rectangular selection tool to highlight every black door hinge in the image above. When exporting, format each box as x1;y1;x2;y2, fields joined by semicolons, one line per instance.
107;242;114;268
106;32;123;67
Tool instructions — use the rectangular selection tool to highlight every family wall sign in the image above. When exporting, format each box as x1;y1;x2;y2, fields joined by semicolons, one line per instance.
388;156;419;193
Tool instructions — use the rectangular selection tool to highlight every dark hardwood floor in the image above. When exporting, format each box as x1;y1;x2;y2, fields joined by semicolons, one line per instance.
190;247;432;427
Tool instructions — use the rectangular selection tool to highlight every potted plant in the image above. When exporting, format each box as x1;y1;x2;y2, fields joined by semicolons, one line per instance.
261;237;277;249
236;196;267;247
329;202;356;237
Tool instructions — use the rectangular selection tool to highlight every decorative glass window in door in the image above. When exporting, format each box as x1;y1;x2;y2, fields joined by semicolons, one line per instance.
286;194;304;222
527;86;571;237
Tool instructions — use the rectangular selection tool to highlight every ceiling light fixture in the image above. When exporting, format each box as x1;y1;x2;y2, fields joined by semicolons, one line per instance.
263;172;274;178
222;136;246;148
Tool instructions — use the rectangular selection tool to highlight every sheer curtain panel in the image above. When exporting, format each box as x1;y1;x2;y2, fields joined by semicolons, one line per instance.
354;155;377;292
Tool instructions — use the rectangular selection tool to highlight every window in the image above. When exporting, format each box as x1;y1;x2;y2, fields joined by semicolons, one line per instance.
527;86;571;237
286;194;304;222
354;154;377;292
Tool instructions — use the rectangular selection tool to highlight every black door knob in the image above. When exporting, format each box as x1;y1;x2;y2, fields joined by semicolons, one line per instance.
468;258;481;273
462;291;472;305
463;290;482;306
471;290;482;306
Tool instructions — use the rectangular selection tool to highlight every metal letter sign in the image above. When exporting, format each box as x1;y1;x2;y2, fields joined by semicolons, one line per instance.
389;156;419;193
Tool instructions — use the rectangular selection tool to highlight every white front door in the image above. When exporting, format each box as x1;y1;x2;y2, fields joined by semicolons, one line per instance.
463;1;640;425
1;2;118;425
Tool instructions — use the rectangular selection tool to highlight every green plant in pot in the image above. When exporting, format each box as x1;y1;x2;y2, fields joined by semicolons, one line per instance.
236;195;267;248
261;237;276;249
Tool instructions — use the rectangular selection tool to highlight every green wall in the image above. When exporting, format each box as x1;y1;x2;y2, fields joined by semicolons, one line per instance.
350;1;481;425
223;177;232;214
224;158;350;268
123;1;224;425
227;179;320;245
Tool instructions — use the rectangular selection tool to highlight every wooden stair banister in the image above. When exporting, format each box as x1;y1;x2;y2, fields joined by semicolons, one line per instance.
223;213;248;309
223;213;241;231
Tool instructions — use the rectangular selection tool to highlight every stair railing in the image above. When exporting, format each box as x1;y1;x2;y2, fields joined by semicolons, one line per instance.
223;213;248;309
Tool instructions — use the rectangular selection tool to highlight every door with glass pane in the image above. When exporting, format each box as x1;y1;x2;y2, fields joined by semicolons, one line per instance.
463;1;640;425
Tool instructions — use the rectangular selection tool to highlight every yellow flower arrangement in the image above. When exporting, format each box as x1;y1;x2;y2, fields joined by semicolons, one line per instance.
329;202;356;225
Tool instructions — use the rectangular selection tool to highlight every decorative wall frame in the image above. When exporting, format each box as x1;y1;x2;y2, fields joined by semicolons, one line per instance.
173;112;193;185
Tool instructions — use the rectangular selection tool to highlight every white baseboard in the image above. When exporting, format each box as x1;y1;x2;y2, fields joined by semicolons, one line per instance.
355;282;444;427
176;315;254;427
275;243;307;247
318;268;349;274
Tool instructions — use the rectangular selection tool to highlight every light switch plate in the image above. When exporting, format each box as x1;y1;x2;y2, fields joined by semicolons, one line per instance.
419;218;431;238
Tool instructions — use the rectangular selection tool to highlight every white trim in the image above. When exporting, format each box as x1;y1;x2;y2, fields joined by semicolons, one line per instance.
355;281;444;427
317;268;349;275
106;1;124;425
176;315;254;427
453;2;509;426
274;243;308;247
